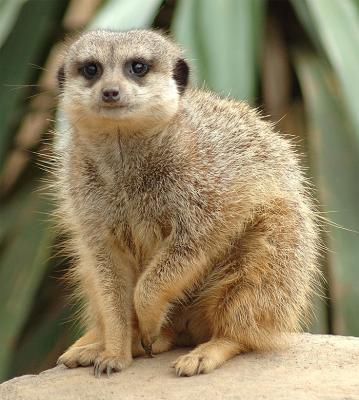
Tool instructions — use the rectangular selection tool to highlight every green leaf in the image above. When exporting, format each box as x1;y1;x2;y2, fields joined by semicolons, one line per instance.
172;0;265;102
0;0;68;168
90;0;163;30
8;304;75;378
296;0;359;147
290;0;321;50
172;0;203;85
0;190;54;380
0;183;34;242
294;51;359;335
0;0;27;48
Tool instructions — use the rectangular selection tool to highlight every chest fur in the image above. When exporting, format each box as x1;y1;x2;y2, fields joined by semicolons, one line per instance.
65;136;183;266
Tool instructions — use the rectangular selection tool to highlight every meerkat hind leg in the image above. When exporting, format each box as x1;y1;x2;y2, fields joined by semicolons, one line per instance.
173;338;242;377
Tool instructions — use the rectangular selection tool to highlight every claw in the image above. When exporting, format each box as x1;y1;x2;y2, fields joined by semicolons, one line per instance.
141;339;154;358
94;362;101;378
145;349;154;358
106;365;112;377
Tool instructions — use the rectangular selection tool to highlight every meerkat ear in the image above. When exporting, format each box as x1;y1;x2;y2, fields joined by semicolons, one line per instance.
57;64;65;89
173;58;189;95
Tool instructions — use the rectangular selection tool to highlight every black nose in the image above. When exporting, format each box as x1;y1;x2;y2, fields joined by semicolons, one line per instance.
102;88;120;102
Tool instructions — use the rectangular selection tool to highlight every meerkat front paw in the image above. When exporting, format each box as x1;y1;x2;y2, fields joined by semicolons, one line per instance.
93;351;132;377
135;312;162;356
134;286;164;355
132;328;174;357
58;342;104;368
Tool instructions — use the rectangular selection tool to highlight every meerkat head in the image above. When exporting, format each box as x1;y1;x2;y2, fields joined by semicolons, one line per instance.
58;29;189;132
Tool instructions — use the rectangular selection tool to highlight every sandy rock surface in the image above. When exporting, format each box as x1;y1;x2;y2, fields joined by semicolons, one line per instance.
1;334;359;400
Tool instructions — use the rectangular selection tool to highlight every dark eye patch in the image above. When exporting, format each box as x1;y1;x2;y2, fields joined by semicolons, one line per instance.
57;64;65;89
130;61;148;76
82;63;97;79
125;58;153;81
77;60;103;82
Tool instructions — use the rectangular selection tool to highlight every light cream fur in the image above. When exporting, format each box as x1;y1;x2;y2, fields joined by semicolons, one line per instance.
54;29;321;377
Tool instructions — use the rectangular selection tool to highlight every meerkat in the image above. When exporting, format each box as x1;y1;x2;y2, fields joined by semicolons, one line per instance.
54;29;320;377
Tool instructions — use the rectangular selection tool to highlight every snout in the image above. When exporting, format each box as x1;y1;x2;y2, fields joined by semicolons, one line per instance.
102;87;121;103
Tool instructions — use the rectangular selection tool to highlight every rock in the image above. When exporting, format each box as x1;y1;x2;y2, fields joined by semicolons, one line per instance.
1;334;359;400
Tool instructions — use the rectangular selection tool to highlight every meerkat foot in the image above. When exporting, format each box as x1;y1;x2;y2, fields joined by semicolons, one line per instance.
93;351;132;377
58;342;104;368
173;338;242;377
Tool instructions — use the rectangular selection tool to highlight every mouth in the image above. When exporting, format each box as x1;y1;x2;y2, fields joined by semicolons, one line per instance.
100;103;127;110
96;103;135;119
98;104;130;115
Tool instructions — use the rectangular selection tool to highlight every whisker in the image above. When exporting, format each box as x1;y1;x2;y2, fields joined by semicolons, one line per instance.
3;83;42;88
28;63;48;72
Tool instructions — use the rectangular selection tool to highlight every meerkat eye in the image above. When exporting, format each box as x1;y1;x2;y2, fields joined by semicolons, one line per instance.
80;62;100;80
130;61;149;77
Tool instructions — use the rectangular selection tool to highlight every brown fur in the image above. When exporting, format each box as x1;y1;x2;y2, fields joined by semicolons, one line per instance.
53;29;320;377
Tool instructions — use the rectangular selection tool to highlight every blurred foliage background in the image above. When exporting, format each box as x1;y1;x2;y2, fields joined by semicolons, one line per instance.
0;0;358;382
